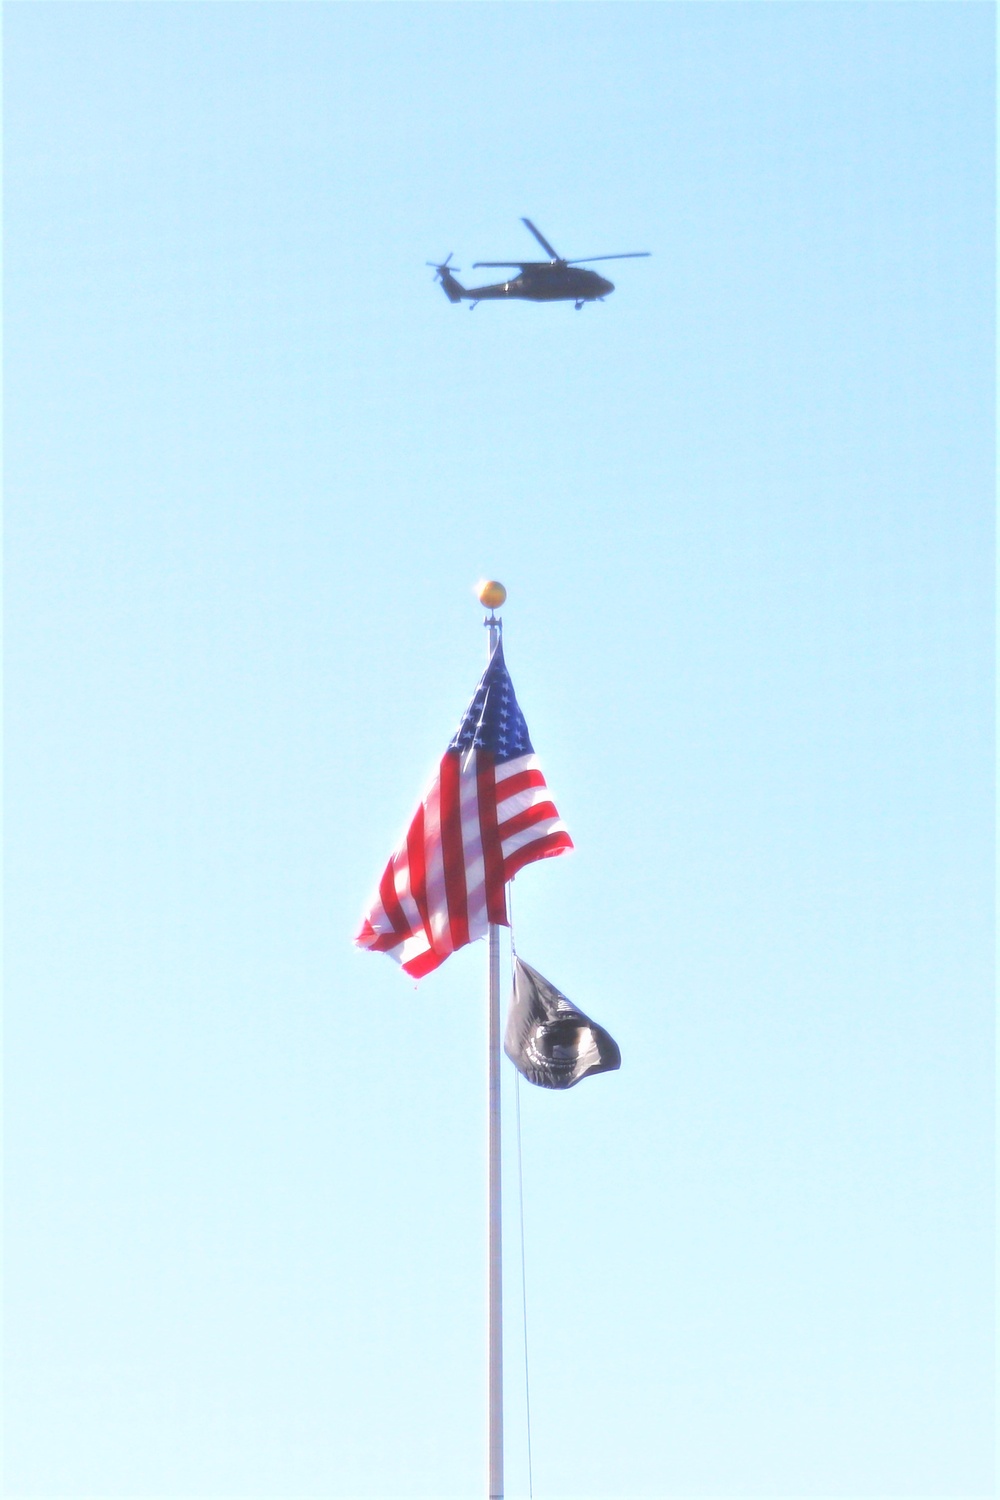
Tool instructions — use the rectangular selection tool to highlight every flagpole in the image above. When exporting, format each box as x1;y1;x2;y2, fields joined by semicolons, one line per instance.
479;579;507;1500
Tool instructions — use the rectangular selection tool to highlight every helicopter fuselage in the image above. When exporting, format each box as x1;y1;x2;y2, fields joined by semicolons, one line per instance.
465;265;614;303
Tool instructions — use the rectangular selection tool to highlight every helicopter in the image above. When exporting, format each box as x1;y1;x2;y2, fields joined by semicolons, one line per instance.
428;218;650;310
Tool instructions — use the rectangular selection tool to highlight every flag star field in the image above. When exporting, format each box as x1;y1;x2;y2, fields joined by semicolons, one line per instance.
449;646;534;761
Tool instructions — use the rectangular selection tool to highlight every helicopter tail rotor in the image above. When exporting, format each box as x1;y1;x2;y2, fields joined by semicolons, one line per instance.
426;253;460;273
426;254;466;303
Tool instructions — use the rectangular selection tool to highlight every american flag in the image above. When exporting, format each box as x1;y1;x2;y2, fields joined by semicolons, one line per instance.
355;641;572;978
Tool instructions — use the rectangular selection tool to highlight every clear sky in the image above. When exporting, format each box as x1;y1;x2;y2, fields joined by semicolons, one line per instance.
3;4;994;1498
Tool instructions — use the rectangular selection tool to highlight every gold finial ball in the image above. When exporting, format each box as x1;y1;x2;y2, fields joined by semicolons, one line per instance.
477;579;507;610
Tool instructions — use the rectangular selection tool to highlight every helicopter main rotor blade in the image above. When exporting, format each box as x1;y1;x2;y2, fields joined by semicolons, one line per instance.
521;218;562;260
565;252;651;264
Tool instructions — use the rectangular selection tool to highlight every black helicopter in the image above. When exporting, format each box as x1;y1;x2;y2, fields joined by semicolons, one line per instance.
428;218;649;310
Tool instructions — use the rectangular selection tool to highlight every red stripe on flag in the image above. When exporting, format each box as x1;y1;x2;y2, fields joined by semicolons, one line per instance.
503;829;573;881
407;804;430;939
498;800;560;841
370;932;407;954
477;751;508;925
496;767;547;803
439;751;469;950
403;944;448;979
378;861;409;936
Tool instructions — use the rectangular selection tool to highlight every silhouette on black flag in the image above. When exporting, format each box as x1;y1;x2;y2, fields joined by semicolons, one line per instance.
504;956;621;1090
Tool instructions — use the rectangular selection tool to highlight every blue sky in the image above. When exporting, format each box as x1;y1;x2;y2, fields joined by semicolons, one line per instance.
3;4;994;1498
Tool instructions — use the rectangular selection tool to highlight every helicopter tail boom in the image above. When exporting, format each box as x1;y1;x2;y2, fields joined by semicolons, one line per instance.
437;267;466;302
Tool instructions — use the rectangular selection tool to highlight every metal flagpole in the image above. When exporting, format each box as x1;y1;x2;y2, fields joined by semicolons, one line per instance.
479;579;507;1500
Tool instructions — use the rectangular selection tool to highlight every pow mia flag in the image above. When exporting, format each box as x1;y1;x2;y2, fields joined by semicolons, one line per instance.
505;956;621;1090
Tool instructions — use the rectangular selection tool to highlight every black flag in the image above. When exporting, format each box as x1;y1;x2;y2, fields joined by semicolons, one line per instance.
504;956;621;1090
